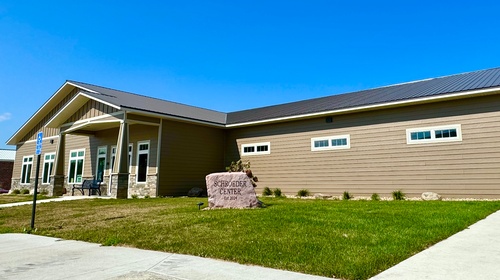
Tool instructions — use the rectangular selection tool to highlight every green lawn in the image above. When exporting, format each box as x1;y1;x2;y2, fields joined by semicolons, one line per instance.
1;197;499;280
0;194;52;204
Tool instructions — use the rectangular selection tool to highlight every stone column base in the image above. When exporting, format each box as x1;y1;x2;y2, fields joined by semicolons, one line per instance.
111;173;129;199
51;175;66;196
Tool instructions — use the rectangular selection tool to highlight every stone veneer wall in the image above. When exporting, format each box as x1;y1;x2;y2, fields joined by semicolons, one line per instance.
10;178;52;194
128;174;157;197
11;175;156;198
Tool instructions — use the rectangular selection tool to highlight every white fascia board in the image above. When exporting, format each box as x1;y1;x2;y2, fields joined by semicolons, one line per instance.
225;87;500;128
60;111;123;128
45;91;121;128
78;91;121;110
6;81;75;145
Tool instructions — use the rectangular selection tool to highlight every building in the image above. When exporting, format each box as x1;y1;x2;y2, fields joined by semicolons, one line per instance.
0;149;15;191
6;67;500;198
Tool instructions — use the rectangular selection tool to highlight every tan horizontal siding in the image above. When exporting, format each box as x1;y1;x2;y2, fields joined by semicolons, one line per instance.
159;120;224;196
13;138;59;181
226;95;500;198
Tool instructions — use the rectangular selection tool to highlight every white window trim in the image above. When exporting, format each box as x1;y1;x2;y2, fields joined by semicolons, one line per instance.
311;134;351;151
95;146;107;182
406;124;462;145
42;152;56;185
20;155;34;185
241;142;271;156
68;148;85;184
128;144;133;170
136;141;150;183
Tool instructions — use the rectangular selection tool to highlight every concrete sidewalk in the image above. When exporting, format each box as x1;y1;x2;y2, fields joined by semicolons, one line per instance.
0;195;107;208
0;233;332;280
370;209;500;279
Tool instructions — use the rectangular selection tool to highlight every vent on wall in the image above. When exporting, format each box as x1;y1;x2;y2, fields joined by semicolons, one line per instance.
325;117;333;123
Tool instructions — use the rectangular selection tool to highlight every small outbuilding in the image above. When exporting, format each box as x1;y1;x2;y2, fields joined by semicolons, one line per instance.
0;149;15;191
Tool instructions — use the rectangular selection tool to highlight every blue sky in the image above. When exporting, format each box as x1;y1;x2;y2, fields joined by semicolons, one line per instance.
1;1;500;149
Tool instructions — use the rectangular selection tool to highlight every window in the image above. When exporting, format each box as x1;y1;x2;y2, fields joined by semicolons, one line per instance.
21;156;33;184
95;146;107;182
110;146;116;172
311;135;350;151
68;149;85;183
241;142;271;156
42;153;55;184
109;144;132;172
137;141;149;183
406;124;462;144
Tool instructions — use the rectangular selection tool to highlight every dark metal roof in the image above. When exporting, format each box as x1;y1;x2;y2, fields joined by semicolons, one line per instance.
226;67;500;124
67;81;227;125
68;67;500;126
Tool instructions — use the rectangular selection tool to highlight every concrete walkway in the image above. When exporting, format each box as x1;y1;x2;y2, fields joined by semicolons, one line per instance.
1;197;500;279
0;195;108;208
370;209;500;279
0;233;331;280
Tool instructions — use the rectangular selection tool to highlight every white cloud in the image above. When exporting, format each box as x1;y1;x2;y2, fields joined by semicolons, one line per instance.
0;112;12;122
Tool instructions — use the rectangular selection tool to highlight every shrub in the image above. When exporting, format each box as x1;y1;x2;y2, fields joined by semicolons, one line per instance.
131;194;139;199
297;189;310;197
371;193;380;201
40;189;49;196
21;189;30;195
392;190;406;201
12;189;21;195
343;191;352;200
145;195;151;199
262;187;273;196
273;188;282;197
226;159;250;172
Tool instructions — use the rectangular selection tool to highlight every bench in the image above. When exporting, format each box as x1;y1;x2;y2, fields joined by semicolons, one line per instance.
72;179;102;196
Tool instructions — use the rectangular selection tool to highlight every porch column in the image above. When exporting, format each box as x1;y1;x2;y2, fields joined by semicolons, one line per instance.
111;120;129;198
51;133;66;196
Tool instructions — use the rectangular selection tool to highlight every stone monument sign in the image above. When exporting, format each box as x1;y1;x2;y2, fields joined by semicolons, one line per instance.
206;172;260;209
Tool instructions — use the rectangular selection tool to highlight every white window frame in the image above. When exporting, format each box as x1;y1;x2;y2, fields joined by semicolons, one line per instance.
406;124;462;144
110;144;132;173
42;153;56;185
68;149;85;184
20;155;34;184
95;146;107;182
128;144;133;169
136;141;150;183
241;142;271;156
311;135;351;151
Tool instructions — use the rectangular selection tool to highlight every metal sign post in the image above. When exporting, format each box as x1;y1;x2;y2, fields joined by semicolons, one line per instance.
30;131;43;231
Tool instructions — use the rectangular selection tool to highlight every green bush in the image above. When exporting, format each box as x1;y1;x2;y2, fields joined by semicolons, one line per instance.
12;189;21;195
145;195;151;199
40;189;49;196
21;189;30;195
343;191;352;200
273;188;282;197
371;193;380;201
262;187;273;196
297;189;310;197
392;190;406;201
131;194;139;199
